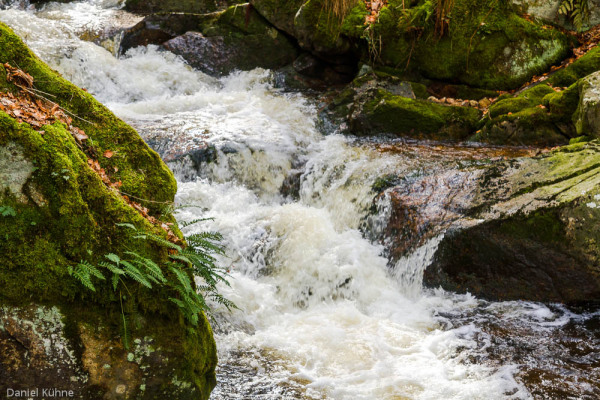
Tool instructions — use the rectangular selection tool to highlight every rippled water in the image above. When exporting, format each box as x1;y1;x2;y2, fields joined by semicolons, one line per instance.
1;1;598;399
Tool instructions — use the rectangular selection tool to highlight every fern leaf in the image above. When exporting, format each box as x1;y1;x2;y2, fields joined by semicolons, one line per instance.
78;260;106;280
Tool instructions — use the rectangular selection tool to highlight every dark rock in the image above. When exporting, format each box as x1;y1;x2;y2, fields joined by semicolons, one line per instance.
161;5;298;76
120;19;174;54
324;74;481;139
125;0;218;14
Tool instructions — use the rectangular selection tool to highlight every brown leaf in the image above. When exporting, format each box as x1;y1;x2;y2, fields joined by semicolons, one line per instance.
103;150;114;158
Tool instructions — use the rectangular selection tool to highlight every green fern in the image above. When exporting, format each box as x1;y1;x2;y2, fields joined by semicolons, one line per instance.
558;0;590;31
69;221;236;327
68;260;106;292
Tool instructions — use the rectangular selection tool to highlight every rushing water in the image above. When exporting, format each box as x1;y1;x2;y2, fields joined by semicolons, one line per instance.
2;2;599;399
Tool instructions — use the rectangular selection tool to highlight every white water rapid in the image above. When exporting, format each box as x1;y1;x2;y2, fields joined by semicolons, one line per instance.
2;1;598;399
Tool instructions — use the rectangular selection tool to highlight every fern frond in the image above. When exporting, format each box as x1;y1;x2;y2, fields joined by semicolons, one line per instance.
125;252;166;283
121;260;153;288
78;260;106;280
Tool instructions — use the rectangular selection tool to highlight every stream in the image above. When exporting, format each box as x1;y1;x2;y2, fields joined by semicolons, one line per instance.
1;1;599;399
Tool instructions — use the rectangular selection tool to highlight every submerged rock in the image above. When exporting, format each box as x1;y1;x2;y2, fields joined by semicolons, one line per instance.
0;22;216;398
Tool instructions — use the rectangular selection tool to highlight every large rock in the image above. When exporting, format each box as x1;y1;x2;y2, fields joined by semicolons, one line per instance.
420;141;600;303
473;83;579;146
0;22;217;398
511;0;600;31
251;0;356;63
341;0;572;90
129;5;298;76
575;70;600;137
324;73;481;139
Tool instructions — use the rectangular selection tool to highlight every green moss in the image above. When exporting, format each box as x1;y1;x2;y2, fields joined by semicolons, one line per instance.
340;2;369;38
0;23;216;397
543;82;580;119
0;23;176;216
548;46;600;88
498;210;563;244
360;0;571;90
360;89;481;139
489;97;534;118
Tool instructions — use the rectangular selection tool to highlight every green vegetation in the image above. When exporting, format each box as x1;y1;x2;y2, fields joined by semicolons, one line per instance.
0;21;217;395
558;0;591;31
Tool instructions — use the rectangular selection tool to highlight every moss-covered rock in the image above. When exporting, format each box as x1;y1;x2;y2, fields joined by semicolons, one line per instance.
574;70;600;137
473;83;579;146
343;0;571;90
548;46;600;87
425;141;600;303
0;22;216;398
251;0;357;63
325;74;481;139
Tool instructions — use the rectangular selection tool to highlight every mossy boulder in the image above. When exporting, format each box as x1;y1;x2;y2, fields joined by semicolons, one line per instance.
548;46;600;88
574;70;600;137
473;83;579;146
343;0;571;90
250;0;356;63
325;74;481;139
425;141;600;303
0;22;216;398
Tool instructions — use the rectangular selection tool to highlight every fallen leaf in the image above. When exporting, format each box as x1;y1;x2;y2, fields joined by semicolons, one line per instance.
103;150;114;158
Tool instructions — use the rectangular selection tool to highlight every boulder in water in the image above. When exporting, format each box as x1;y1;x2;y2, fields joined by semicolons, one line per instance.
424;141;600;303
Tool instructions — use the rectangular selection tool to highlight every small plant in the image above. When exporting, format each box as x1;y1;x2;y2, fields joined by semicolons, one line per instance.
0;205;16;217
68;222;235;334
558;0;590;31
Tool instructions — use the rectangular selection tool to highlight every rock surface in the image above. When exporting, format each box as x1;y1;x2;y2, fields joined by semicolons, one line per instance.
419;141;600;303
511;0;600;31
575;70;600;137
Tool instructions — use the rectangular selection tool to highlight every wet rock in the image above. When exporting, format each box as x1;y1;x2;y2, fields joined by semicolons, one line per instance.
291;52;356;86
125;0;218;14
120;19;175;54
575;70;600;137
162;5;298;76
422;141;600;303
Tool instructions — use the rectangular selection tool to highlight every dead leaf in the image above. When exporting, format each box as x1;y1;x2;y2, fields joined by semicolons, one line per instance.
103;150;114;158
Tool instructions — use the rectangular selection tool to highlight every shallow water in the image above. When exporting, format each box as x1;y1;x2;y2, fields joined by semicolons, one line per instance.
1;1;598;399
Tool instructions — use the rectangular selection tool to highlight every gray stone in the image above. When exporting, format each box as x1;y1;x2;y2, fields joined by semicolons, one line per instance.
575;71;600;137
